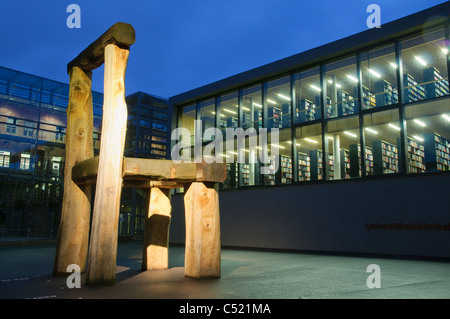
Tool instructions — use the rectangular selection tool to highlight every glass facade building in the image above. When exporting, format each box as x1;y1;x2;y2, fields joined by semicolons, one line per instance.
0;67;169;238
171;7;450;191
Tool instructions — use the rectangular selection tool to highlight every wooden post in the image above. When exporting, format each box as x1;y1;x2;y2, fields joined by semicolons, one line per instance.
85;44;129;286
53;67;93;275
142;187;172;270
184;182;221;279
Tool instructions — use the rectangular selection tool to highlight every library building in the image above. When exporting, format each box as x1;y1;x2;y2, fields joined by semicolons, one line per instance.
168;3;450;259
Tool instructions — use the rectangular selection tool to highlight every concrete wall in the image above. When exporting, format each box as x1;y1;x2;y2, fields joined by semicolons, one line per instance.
169;173;450;258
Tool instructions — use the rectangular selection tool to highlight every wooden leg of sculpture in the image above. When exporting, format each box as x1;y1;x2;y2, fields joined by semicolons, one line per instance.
184;182;221;279
142;187;172;271
53;67;93;275
85;44;129;286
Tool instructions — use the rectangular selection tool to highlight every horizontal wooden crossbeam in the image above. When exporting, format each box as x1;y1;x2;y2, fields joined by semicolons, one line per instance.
72;156;227;187
67;22;135;73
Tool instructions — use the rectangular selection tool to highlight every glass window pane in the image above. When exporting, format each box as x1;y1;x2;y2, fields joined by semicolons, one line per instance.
264;128;292;185
241;85;262;130
363;109;401;176
295;123;322;181
294;67;322;123
405;99;450;173
179;103;196;148
218;91;239;134
326;115;361;180
325;56;359;119
199;98;215;142
401;28;449;104
361;44;399;109
266;76;291;129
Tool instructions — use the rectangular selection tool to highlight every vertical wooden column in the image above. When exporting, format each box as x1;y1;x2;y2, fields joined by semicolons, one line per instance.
53;67;93;275
184;182;221;279
142;187;172;270
85;44;130;286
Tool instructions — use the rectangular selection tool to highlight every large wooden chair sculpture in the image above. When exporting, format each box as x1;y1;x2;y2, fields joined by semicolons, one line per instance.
52;23;226;286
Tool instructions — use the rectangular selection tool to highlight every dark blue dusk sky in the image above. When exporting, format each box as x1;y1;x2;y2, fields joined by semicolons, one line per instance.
0;0;447;98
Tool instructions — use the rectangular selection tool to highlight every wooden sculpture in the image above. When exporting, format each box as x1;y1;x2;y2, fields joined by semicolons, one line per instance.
53;22;226;285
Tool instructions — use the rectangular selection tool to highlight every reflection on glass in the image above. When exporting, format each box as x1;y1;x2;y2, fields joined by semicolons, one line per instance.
326;116;360;180
363;110;401;176
295;124;322;181
218;91;239;134
325;56;359;119
360;44;398;109
179;103;196;150
264;128;291;185
401;28;449;104
294;67;322;123
405;100;450;173
241;85;262;130
266;76;291;130
199;99;215;142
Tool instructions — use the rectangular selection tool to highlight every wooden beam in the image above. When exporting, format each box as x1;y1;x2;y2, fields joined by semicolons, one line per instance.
85;44;130;286
142;188;172;271
67;22;135;73
123;158;227;183
184;182;221;279
53;67;94;275
72;157;227;185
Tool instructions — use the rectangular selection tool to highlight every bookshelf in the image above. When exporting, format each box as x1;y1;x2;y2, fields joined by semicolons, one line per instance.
374;79;398;107
315;96;333;119
423;133;450;171
373;140;399;174
296;99;317;122
403;73;425;103
423;67;449;99
298;152;311;181
337;89;356;117
310;150;323;180
361;85;376;109
268;107;282;129
406;137;426;173
349;144;373;177
340;149;351;179
280;155;293;184
241;163;250;186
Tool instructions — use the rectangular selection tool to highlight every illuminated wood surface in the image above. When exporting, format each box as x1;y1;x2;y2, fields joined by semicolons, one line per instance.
142;188;172;270
184;182;221;279
85;44;130;286
53;67;93;275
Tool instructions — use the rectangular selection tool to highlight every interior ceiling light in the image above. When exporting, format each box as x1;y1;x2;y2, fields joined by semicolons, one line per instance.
310;84;321;92
253;102;262;108
271;144;285;149
223;108;237;114
346;74;359;83
368;69;381;78
390;62;398;69
442;114;450;122
228;151;238;155
413;135;424;142
242;107;250;111
442;48;449;55
389;123;401;130
415;56;427;66
276;93;291;101
304;138;318;144
414;119;426;127
365;127;378;134
344;131;357;138
267;99;276;104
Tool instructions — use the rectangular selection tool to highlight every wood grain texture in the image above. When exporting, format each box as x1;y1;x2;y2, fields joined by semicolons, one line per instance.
184;182;221;279
67;22;135;73
142;188;172;270
53;67;93;275
85;44;130;286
